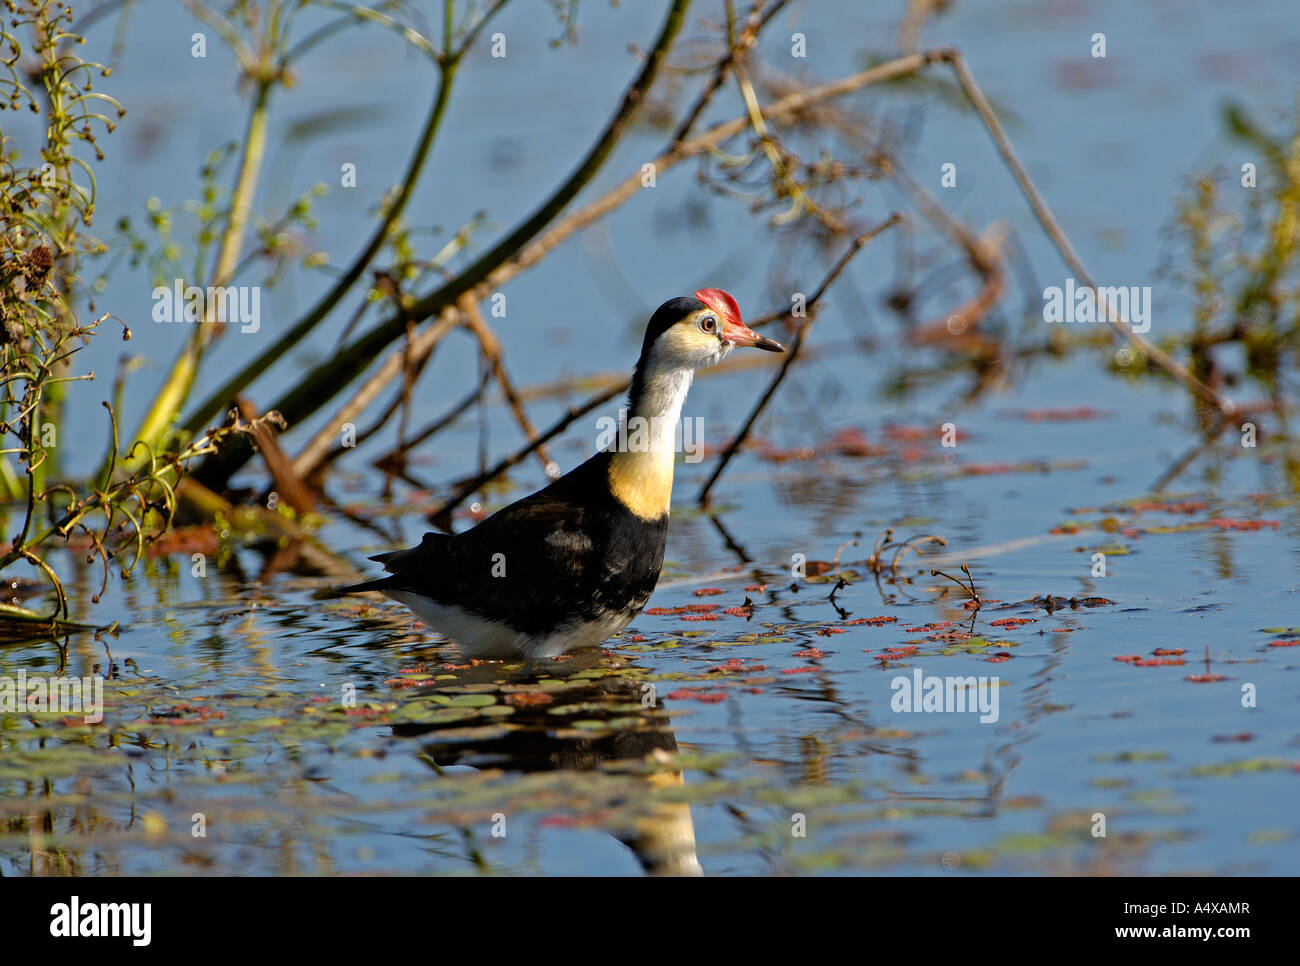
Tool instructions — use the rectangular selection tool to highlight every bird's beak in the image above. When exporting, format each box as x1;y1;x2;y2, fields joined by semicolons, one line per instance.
722;321;785;352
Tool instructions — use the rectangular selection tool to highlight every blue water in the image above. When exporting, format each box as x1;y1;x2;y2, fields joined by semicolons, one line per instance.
1;0;1297;875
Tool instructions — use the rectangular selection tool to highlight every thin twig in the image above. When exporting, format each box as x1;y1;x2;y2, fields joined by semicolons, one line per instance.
931;563;979;604
1149;403;1272;491
236;398;314;514
458;295;551;472
890;533;947;573
370;368;492;471
696;213;902;505
429;381;626;524
667;0;786;145
290;308;461;481
939;49;1231;415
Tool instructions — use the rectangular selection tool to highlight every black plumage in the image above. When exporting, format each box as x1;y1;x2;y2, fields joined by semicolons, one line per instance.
342;450;666;638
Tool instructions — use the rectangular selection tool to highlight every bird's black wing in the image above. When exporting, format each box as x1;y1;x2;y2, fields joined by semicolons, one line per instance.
341;454;637;634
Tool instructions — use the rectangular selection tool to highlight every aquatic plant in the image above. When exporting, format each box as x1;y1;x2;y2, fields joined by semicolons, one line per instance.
0;1;274;625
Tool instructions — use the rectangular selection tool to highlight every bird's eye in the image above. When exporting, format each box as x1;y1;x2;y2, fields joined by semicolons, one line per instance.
700;315;718;333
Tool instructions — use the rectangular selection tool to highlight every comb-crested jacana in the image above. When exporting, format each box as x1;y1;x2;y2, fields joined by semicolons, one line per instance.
339;289;784;657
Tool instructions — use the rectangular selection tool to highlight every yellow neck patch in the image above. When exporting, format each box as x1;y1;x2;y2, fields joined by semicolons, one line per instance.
608;448;674;520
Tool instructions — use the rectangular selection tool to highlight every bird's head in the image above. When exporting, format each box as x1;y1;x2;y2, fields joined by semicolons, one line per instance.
638;288;785;373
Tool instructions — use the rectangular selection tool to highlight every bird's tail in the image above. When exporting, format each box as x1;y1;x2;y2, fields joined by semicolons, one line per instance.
315;551;404;599
316;574;396;599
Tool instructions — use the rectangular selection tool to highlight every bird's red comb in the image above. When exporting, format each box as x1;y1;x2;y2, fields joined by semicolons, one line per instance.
694;288;742;326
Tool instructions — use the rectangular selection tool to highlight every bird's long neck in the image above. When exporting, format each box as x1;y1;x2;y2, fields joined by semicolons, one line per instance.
607;357;693;520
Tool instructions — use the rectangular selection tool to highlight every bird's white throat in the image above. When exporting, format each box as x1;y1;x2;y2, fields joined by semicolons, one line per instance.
607;362;695;520
627;366;694;452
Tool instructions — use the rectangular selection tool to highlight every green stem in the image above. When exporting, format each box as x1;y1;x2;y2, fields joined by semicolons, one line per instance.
0;456;23;501
119;79;273;477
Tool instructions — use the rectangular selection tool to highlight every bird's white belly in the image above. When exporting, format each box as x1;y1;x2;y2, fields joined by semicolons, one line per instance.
387;591;635;659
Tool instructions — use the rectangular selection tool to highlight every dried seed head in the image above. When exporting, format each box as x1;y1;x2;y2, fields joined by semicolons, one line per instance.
23;244;52;286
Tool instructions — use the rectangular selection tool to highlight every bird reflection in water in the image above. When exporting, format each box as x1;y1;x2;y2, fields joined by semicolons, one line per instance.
389;649;702;875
